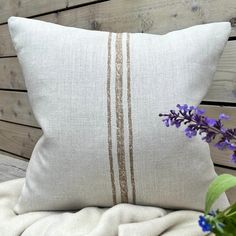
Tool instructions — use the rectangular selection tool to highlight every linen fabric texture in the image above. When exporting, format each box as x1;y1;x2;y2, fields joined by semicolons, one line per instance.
8;17;231;213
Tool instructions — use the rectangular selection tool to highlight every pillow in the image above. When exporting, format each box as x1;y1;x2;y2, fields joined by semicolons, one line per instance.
8;16;231;213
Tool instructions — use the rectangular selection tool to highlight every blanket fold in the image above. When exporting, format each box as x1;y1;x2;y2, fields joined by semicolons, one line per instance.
0;178;206;236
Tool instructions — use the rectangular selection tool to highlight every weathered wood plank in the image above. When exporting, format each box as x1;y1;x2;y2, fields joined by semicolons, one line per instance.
0;150;27;161
0;95;235;133
0;0;236;57
56;0;236;35
0;24;14;57
0;97;234;167
0;121;42;159
0;0;102;24
215;166;236;204
0;39;235;103
0;153;28;182
0;57;25;90
0;91;38;127
204;41;236;103
200;105;236;169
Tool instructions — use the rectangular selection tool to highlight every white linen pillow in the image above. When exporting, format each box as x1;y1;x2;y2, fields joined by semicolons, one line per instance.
8;17;231;213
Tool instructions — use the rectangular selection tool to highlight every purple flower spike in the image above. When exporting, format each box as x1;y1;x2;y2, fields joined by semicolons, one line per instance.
174;120;181;128
163;118;170;127
205;117;217;127
202;131;216;143
215;140;229;150
220;127;226;133
195;108;205;115
230;152;236;164
159;104;236;164
176;104;188;112
219;113;230;120
185;127;197;138
228;143;236;151
189;105;196;110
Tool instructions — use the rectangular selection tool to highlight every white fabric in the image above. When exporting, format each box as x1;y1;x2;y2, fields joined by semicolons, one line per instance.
0;178;209;236
8;17;231;213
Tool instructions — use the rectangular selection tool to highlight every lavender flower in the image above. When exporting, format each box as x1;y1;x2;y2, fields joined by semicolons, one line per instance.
184;126;197;138
231;152;236;163
205;117;217;127
195;108;205;116
159;104;236;164
219;113;230;120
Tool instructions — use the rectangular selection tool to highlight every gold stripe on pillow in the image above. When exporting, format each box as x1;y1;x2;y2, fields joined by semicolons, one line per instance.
126;33;136;204
115;33;128;203
106;32;117;205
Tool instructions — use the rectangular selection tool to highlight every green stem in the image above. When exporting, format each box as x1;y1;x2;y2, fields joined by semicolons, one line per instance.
222;205;234;214
225;210;236;218
222;202;236;215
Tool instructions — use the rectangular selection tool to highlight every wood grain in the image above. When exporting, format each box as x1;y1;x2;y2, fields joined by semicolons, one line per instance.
0;40;235;103
0;121;42;159
0;101;234;167
0;0;102;24
200;105;236;169
56;0;236;35
0;95;234;132
0;150;28;161
0;57;25;89
0;42;235;127
0;24;14;57
0;153;27;182
0;0;236;56
204;41;236;103
0;91;38;127
215;166;236;204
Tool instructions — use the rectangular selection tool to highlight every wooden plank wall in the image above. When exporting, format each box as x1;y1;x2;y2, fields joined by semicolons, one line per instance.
0;0;235;202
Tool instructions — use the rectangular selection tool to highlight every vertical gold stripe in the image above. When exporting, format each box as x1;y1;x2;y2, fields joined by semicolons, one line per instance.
115;33;128;203
107;32;117;204
126;33;136;204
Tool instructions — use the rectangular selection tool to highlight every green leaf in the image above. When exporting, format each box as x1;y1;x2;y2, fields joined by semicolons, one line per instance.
224;203;236;219
205;174;236;214
220;220;236;236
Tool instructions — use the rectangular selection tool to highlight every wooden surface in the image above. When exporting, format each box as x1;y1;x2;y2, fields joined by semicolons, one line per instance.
0;101;235;167
0;153;27;182
0;40;235;102
0;91;38;127
1;92;236;131
0;57;25;90
0;0;103;24
205;41;236;103
0;121;42;159
0;0;235;202
1;0;236;57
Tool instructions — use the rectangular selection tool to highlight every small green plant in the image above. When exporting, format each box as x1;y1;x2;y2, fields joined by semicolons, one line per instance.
201;174;236;235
